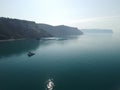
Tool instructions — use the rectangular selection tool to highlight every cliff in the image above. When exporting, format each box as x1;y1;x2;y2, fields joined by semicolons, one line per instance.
38;24;83;37
0;17;52;40
0;17;83;40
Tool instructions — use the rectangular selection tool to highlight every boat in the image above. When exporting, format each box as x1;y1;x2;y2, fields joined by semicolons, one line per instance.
46;79;54;90
27;51;35;57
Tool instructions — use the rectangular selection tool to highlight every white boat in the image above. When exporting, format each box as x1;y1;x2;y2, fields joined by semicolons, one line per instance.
47;79;54;90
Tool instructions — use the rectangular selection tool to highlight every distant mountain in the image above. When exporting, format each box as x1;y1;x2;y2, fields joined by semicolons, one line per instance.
81;29;113;34
0;17;83;40
38;24;83;37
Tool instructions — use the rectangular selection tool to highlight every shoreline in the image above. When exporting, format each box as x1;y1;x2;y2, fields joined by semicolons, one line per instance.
0;38;26;42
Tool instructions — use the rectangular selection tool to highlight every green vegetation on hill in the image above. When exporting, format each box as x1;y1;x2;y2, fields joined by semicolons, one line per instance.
0;17;52;40
0;17;83;40
38;24;83;37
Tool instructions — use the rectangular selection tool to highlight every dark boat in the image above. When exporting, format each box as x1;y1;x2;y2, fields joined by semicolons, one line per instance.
27;52;35;57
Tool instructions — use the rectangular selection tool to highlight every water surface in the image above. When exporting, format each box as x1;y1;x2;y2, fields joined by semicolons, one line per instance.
0;34;120;90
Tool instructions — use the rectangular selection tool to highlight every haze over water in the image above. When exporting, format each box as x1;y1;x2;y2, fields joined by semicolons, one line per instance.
0;27;120;90
0;0;120;90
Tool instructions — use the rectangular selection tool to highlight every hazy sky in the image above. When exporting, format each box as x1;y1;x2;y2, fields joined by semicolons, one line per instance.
0;0;120;27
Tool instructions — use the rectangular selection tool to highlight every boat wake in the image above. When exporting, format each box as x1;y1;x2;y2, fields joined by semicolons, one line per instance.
46;79;54;90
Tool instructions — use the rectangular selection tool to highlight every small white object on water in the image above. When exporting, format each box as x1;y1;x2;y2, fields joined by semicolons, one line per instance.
47;79;54;90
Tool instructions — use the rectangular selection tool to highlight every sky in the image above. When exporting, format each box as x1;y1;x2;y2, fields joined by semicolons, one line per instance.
0;0;120;30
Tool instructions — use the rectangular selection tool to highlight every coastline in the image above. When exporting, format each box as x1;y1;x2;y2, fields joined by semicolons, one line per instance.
0;38;26;42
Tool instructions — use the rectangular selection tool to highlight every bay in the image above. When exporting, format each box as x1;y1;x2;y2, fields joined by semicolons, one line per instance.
0;34;120;90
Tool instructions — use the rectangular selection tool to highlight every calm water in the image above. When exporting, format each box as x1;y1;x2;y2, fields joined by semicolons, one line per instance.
0;34;120;90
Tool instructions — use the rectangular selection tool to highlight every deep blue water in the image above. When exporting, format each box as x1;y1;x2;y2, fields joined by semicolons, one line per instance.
0;34;120;90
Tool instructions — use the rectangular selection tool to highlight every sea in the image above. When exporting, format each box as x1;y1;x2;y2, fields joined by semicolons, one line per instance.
0;31;120;90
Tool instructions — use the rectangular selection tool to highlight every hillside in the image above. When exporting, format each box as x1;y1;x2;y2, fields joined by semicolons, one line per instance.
0;17;52;40
81;29;113;34
0;17;83;40
38;24;83;37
